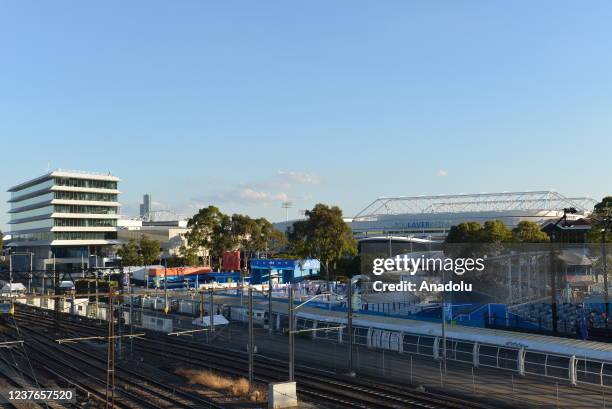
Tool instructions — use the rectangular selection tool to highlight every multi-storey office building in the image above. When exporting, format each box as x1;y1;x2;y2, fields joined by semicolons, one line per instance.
7;170;121;271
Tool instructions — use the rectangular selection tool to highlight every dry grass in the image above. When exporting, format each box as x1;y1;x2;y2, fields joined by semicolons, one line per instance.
176;368;266;401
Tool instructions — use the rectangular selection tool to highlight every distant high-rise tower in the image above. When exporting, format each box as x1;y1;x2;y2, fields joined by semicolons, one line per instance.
140;194;151;220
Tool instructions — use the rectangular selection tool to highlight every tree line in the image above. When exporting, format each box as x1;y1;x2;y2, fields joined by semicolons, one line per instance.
445;220;550;244
114;196;612;280
182;205;287;270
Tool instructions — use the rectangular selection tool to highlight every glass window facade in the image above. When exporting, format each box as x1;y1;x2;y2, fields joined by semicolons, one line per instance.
11;232;54;242
54;191;117;202
9;206;54;221
54;231;118;240
54;177;117;190
54;204;118;214
10;192;54;209
10;219;54;231
11;231;118;242
10;179;54;200
54;218;117;227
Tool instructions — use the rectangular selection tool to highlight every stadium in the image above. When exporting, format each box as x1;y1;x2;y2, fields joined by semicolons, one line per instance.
347;190;596;241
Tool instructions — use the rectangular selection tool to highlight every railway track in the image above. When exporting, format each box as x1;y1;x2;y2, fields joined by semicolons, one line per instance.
0;312;226;409
10;306;501;409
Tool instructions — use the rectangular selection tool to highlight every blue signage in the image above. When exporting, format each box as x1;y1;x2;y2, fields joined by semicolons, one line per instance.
393;221;432;229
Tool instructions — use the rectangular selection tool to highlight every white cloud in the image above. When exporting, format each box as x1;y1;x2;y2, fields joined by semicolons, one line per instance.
239;188;289;203
277;170;321;185
194;187;289;207
437;170;448;177
188;170;318;211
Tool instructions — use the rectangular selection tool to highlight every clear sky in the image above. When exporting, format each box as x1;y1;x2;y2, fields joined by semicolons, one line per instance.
2;1;612;229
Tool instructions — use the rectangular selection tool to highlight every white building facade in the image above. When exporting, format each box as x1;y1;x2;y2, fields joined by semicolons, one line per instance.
6;169;121;271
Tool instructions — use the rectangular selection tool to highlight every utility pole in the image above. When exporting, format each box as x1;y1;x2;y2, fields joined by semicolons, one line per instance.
268;274;273;335
199;291;204;322
95;270;100;321
129;267;134;355
106;291;115;408
54;259;61;334
164;261;168;314
441;269;447;373
288;285;294;381
209;289;215;335
29;253;33;294
602;222;609;326
347;279;354;376
550;233;558;333
248;287;254;391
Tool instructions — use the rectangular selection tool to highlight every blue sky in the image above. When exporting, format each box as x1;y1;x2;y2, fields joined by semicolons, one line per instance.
2;1;612;229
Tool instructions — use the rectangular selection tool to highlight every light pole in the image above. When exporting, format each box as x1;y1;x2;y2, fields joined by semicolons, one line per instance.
268;272;274;335
347;278;355;377
248;287;254;390
288;285;294;381
209;288;215;335
441;268;447;373
287;288;339;382
549;207;577;333
601;214;611;326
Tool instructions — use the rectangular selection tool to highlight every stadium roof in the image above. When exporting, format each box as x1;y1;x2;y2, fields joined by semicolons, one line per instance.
353;191;596;220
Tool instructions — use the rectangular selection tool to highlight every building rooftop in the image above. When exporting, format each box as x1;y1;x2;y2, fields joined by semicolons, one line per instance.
7;169;120;192
353;191;597;220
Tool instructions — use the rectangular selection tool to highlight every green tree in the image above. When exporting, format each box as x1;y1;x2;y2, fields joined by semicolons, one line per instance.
117;239;143;266
444;220;512;260
266;227;288;255
445;222;483;243
231;214;285;270
512;221;550;243
481;220;513;243
177;244;200;266
229;213;255;271
139;235;161;265
185;205;236;270
587;196;612;243
117;235;161;267
288;203;357;284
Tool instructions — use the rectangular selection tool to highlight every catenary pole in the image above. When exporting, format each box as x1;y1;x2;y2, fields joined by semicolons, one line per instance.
248;287;254;390
347;279;354;375
288;285;294;381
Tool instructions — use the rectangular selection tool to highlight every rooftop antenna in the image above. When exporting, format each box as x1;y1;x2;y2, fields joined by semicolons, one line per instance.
282;201;293;222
